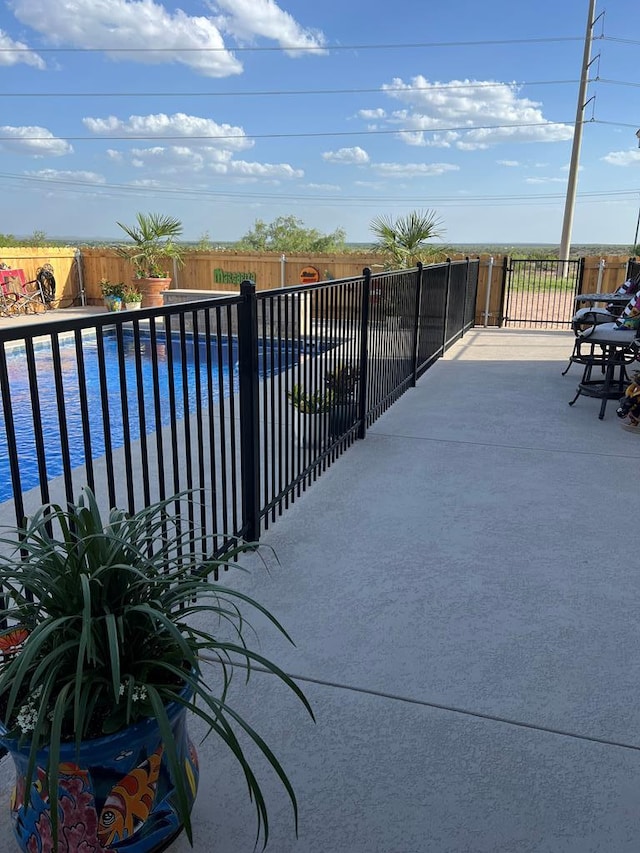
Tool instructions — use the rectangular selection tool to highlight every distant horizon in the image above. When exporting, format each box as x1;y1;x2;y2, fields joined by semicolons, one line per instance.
9;236;636;252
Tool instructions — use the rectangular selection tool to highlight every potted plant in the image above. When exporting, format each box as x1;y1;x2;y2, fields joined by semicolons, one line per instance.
324;365;360;438
288;364;360;447
114;213;186;308
123;286;143;311
99;279;126;312
287;385;332;451
0;488;312;853
380;293;402;329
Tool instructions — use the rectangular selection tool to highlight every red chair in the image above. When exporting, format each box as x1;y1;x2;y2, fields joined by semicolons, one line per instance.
0;268;48;314
0;270;24;316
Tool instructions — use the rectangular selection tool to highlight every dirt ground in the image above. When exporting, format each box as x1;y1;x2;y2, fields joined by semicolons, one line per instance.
502;289;577;328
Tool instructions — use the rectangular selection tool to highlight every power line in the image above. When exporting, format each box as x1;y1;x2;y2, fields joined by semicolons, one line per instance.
14;116;640;143
0;79;583;98
0;36;584;54
600;35;640;46
596;77;640;89
0;119;575;142
0;77;636;101
0;76;634;101
592;119;640;129
0;170;636;207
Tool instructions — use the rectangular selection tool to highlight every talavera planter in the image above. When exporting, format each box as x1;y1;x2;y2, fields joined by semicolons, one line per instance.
0;697;198;853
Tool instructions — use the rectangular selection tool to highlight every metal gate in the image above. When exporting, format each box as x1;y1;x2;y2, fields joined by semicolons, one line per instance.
501;258;584;328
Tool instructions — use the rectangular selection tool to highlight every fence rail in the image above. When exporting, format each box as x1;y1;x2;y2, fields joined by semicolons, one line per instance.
0;261;477;560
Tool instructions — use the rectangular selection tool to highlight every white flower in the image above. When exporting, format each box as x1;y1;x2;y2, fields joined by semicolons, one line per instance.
15;686;46;733
131;686;148;702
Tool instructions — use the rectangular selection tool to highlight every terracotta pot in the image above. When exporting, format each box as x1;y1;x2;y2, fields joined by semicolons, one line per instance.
135;278;171;309
0;697;198;853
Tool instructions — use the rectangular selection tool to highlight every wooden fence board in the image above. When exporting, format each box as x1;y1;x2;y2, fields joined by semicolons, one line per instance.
0;247;78;305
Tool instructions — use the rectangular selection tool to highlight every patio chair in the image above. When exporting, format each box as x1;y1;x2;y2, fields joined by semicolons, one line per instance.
12;265;55;314
562;271;640;376
568;322;640;419
0;277;20;317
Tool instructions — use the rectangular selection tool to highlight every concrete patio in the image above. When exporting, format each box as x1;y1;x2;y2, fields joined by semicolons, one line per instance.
2;327;640;852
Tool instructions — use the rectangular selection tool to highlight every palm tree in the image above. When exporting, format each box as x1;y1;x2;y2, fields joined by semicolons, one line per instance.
115;212;185;278
370;209;445;268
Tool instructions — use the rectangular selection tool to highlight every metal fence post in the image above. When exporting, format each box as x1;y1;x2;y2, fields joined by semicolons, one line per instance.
577;256;586;296
74;249;86;306
483;256;494;327
357;268;371;440
442;258;452;351
498;256;509;327
411;262;423;386
237;280;261;542
462;256;470;336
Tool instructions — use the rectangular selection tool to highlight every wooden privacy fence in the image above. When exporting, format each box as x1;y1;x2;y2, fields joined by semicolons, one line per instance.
1;246;636;327
78;248;389;303
0;247;79;306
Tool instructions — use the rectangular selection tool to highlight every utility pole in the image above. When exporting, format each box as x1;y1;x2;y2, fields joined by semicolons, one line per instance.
633;131;640;255
559;0;597;275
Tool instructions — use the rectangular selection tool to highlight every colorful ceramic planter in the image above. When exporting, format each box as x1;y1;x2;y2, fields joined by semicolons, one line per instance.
104;295;123;312
0;697;198;853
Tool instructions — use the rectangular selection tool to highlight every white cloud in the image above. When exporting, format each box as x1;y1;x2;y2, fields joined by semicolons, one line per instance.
358;109;386;120
10;0;243;77
108;143;301;179
9;0;325;75
83;113;253;151
376;77;573;148
210;0;326;55
322;146;370;164
403;130;460;148
497;159;520;167
126;145;234;171
0;125;72;157
0;28;44;68
129;178;163;187
228;161;303;178
602;149;640;166
371;162;459;177
303;183;342;191
25;168;105;183
524;176;567;184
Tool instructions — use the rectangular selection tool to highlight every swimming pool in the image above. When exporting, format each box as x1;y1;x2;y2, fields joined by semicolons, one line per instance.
0;328;301;504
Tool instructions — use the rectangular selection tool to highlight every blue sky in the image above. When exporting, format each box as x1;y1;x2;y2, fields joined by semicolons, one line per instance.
0;0;639;245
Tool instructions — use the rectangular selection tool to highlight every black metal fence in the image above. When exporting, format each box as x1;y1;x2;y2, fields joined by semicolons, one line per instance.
501;258;585;328
500;257;640;329
0;259;478;552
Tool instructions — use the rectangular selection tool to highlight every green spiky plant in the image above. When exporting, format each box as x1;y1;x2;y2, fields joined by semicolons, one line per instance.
370;209;446;268
0;488;313;850
114;212;186;279
288;365;360;414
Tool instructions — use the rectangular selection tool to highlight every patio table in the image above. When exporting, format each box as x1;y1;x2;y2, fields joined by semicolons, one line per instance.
574;292;632;306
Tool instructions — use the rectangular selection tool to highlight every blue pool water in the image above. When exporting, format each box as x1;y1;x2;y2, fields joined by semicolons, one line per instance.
0;330;300;503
